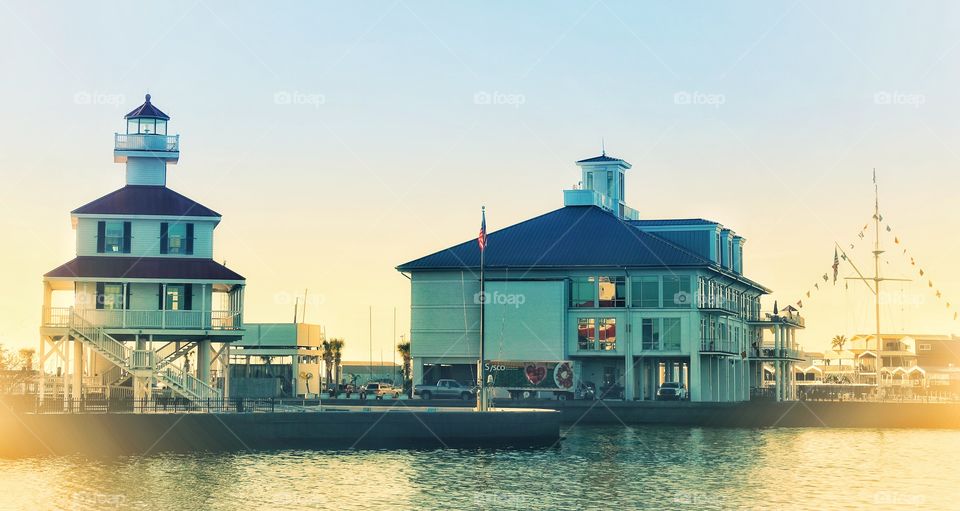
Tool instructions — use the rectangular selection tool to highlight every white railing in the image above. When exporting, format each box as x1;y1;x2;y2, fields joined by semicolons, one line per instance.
114;133;179;152
43;307;242;331
160;365;220;401
129;350;156;370
70;311;131;367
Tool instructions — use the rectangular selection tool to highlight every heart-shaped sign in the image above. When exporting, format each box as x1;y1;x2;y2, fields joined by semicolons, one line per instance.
525;363;547;385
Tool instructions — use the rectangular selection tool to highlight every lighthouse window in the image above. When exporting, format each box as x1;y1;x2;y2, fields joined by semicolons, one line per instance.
155;120;167;135
127;119;138;134
167;224;187;254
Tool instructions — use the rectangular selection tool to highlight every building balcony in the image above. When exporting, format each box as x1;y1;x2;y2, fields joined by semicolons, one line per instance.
42;307;242;332
698;297;740;315
750;345;804;360
701;338;740;355
113;133;180;163
746;310;805;328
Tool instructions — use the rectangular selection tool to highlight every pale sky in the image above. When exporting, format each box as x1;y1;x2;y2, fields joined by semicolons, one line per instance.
1;1;959;359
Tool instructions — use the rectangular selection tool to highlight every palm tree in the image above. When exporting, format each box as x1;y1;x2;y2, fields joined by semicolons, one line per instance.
831;335;848;367
329;338;345;391
321;339;334;390
397;341;412;395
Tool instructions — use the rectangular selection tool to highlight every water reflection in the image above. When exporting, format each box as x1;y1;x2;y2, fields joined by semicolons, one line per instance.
0;426;957;510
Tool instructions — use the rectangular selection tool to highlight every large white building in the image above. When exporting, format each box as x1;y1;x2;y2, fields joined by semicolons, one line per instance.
397;153;805;402
39;95;246;406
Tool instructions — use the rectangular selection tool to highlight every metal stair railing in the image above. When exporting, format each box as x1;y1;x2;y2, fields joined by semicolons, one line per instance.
156;342;194;370
70;310;132;369
159;364;221;401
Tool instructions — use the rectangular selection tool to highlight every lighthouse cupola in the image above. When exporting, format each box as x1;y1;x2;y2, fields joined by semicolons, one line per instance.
114;94;179;186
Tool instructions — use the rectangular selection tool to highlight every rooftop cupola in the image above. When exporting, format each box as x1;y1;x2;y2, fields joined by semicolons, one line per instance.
563;150;639;220
114;94;180;186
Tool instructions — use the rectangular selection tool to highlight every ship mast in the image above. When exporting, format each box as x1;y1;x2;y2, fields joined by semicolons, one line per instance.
843;170;909;396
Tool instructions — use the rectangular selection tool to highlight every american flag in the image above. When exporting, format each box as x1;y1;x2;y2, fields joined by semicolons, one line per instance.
478;207;487;251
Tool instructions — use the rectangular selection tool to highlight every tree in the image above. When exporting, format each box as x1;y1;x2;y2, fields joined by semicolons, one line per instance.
397;341;412;395
18;349;36;372
329;338;345;390
831;335;847;366
321;339;334;390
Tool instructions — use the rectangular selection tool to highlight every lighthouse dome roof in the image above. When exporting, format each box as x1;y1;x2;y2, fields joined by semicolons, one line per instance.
124;93;170;120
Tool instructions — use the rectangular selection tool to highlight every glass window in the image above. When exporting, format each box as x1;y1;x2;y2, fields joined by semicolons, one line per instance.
165;285;188;311
599;318;616;350
663;276;691;308
138;118;155;134
598;276;625;307
99;283;124;310
104;221;124;253
662;318;681;351
631;276;659;308
619;172;625;200
606;171;613;195
577;318;596;351
155;120;167;135
167;223;188;254
127;119;138;134
642;318;660;350
570;277;596;308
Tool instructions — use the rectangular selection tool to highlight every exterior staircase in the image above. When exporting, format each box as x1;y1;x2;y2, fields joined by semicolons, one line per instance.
69;310;220;402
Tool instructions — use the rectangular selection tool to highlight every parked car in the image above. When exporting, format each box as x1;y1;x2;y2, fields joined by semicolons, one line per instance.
414;379;477;400
362;382;401;400
656;382;688;400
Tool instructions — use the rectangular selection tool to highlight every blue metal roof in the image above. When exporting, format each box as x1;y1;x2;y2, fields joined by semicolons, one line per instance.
630;219;719;226
396;206;713;271
575;154;626;164
72;186;221;217
124;94;170;120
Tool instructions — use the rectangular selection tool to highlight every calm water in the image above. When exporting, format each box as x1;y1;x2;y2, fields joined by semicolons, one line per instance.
1;425;958;510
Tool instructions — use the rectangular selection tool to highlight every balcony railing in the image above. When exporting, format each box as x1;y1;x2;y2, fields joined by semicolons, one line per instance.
114;133;179;152
701;338;740;354
42;307;242;331
697;296;740;315
752;346;804;359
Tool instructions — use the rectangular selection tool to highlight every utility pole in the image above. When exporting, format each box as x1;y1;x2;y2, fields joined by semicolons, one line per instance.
369;306;373;383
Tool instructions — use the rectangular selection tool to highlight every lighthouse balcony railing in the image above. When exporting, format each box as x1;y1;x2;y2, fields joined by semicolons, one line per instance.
114;133;179;152
42;307;242;331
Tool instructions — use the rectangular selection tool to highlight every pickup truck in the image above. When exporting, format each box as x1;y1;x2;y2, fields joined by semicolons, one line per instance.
414;379;477;400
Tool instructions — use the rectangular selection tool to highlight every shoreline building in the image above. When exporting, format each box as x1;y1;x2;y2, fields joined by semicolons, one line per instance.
397;153;804;402
39;95;246;406
230;323;324;398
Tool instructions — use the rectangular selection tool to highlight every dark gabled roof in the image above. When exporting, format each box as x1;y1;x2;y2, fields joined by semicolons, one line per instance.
45;257;244;281
396;206;713;271
124;94;170;120
630;219;719;227
575;154;626;164
72;186;221;218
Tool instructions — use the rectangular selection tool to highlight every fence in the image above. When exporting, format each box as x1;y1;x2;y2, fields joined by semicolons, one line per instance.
32;396;285;414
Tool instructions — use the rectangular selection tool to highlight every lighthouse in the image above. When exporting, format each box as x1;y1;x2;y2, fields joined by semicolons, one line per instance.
39;95;246;408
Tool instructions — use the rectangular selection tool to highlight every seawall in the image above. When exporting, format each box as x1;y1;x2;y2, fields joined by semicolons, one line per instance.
0;408;561;457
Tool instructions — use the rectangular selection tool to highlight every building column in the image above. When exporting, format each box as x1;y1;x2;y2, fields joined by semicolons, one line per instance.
689;354;701;402
624;335;635;401
223;343;231;400
72;339;83;401
198;338;212;385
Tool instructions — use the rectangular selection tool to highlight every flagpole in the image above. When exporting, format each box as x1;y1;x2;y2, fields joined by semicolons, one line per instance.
479;206;487;412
